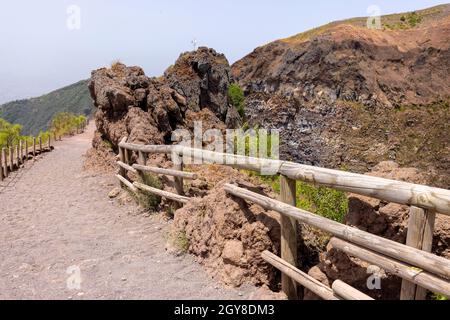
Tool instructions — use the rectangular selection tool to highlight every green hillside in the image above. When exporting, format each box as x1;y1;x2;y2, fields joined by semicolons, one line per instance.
0;80;94;136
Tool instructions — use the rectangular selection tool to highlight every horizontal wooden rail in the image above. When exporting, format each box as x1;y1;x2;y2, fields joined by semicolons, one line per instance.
262;251;339;300
115;174;138;192
133;182;190;204
332;280;374;300
0;136;55;180
116;141;450;300
180;146;450;215
117;161;138;174
329;238;450;297
133;164;198;180
117;143;450;215
118;141;173;154
224;184;450;280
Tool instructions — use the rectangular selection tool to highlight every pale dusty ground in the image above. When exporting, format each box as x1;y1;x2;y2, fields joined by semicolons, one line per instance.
0;125;256;300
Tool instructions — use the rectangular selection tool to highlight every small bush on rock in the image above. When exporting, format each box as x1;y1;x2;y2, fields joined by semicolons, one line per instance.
248;172;348;223
228;83;245;117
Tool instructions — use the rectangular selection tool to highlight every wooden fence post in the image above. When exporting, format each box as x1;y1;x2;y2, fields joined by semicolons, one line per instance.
19;141;23;164
2;148;7;178
25;140;28;160
20;141;24;162
33;137;36;157
0;147;3;181
15;145;20;167
280;175;299;300
118;146;126;179
137;150;148;184
172;152;184;196
400;206;436;300
39;137;42;153
138;151;147;166
9;147;14;171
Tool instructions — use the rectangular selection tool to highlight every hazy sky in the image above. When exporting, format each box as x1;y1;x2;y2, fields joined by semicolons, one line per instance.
0;0;448;103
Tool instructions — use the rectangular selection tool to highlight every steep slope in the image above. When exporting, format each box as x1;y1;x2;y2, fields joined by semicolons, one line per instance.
0;80;94;136
232;4;450;188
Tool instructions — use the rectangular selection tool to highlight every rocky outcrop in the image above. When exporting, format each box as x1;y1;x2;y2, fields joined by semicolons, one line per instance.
164;48;235;125
168;167;281;288
88;47;241;154
233;10;450;108
232;7;450;188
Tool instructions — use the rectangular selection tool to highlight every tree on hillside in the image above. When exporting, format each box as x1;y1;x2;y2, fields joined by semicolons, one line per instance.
51;112;86;136
0;118;22;149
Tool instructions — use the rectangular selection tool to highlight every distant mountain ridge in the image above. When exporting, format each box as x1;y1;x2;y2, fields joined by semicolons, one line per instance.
0;80;94;136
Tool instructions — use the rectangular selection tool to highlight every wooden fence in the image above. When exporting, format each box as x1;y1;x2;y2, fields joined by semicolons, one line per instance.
117;140;450;300
0;119;88;182
0;136;53;181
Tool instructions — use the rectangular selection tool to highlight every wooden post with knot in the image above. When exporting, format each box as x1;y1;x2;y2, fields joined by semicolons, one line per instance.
400;206;436;300
280;175;299;300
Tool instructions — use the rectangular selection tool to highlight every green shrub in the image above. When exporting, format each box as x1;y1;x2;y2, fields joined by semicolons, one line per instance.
385;12;423;29
102;139;113;149
134;172;163;210
0;118;22;149
407;12;422;27
51;112;87;137
173;230;189;252
432;293;448;301
296;182;348;222
247;172;348;223
228;83;245;117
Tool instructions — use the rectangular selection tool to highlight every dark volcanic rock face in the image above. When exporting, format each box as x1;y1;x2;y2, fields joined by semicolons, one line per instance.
232;14;450;187
165;48;233;122
88;47;241;150
244;93;332;166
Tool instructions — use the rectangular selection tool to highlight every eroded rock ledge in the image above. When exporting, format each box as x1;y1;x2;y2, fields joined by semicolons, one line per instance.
88;47;240;153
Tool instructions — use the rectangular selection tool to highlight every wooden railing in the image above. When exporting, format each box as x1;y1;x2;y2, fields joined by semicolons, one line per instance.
0;136;53;181
117;140;450;300
0;119;89;182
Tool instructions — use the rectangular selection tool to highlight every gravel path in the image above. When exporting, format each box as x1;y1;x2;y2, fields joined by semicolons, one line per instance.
0;125;255;300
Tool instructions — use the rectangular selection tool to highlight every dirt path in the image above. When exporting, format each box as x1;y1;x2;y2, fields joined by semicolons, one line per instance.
0;125;255;299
